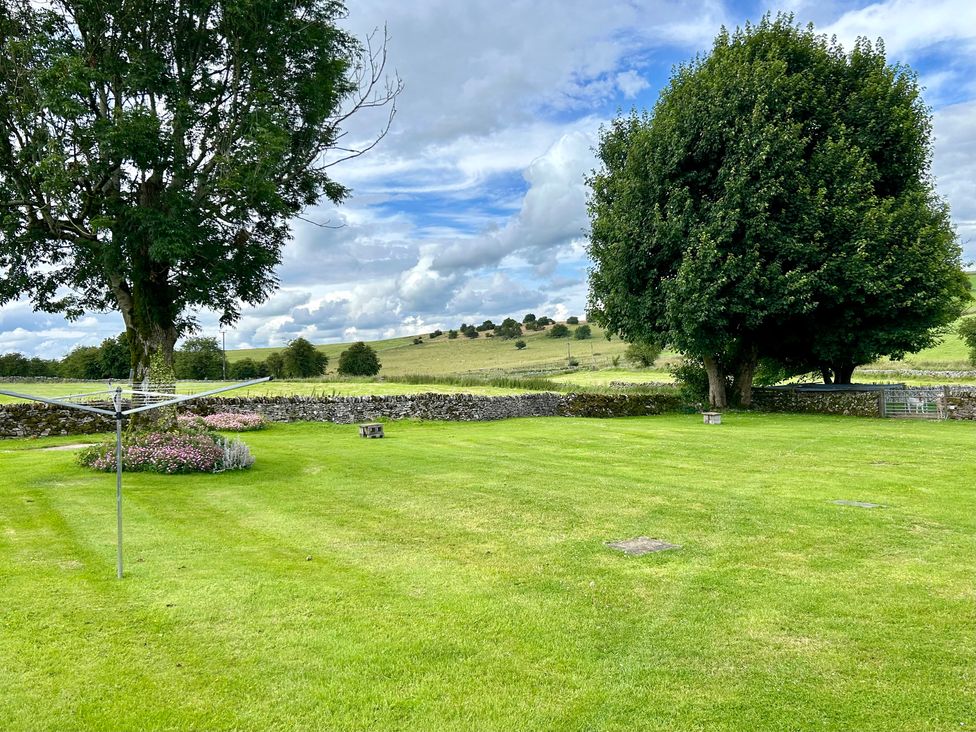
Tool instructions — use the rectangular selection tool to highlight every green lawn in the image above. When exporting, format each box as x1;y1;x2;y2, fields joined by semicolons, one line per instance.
1;414;974;730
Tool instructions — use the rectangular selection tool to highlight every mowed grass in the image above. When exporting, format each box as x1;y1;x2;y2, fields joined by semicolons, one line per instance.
1;414;974;731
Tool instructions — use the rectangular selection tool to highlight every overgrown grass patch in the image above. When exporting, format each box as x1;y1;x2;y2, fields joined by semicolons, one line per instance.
1;414;974;730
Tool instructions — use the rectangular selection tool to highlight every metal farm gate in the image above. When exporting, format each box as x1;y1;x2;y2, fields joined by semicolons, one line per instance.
882;387;946;419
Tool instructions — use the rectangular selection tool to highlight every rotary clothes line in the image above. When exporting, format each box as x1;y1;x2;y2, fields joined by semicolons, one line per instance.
0;376;272;578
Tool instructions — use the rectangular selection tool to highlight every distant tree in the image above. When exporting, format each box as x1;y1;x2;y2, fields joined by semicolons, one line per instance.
264;353;286;379
463;326;479;339
282;338;328;378
548;324;570;338
338;341;381;376
174;337;224;380
574;324;592;339
625;342;663;368
429;330;443;339
412;337;424;345
514;339;527;350
228;358;267;380
494;317;523;339
960;318;976;365
27;357;59;377
447;329;459;339
566;316;579;325
587;16;967;407
60;346;102;379
536;316;554;327
97;333;131;379
523;313;537;324
0;352;30;377
476;320;495;332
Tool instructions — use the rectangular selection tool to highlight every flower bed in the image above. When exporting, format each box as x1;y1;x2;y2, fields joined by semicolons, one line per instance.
178;412;267;432
80;430;254;474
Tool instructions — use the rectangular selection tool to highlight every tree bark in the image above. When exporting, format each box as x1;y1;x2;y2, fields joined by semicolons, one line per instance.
703;356;727;409
110;265;179;430
819;364;834;385
832;361;856;385
733;346;758;407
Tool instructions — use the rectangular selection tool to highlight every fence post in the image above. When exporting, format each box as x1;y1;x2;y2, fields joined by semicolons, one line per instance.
877;390;885;418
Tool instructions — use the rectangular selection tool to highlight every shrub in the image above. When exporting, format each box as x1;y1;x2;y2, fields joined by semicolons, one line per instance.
338;341;381;376
523;313;536;324
476;320;495;332
611;355;621;367
566;316;579;325
574;324;592;339
447;329;459;339
219;437;256;471
412;337;424;345
568;357;580;367
429;329;443;339
548;323;570;338
463;326;479;338
625;342;663;368
514;339;527;350
536;316;554;326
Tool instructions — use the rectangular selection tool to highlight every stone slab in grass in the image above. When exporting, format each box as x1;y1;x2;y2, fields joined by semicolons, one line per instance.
40;443;92;451
606;536;681;555
832;499;885;509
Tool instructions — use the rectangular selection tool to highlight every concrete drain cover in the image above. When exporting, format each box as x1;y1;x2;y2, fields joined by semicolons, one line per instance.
832;500;885;509
606;537;681;555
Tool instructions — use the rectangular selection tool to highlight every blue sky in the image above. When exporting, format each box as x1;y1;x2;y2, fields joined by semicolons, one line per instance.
2;0;975;358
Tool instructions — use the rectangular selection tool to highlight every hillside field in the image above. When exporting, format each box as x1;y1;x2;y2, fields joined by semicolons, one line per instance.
1;415;974;730
230;323;637;376
226;276;976;377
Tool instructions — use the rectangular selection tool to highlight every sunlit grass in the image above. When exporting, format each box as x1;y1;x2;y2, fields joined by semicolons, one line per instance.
1;414;974;730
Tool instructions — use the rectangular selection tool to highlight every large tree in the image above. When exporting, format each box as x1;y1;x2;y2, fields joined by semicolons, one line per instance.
0;0;398;382
586;15;968;407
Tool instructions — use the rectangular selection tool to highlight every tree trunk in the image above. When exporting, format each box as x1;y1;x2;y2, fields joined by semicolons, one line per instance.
819;364;833;385
109;264;179;430
703;356;727;409
733;347;758;407
832;362;855;385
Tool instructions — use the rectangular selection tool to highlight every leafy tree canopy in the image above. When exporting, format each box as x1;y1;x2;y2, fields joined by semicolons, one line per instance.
587;14;967;406
282;337;327;377
0;0;398;382
337;340;380;376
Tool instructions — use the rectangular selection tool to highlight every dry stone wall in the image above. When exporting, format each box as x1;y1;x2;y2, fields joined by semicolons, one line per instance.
0;392;688;438
751;388;883;417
